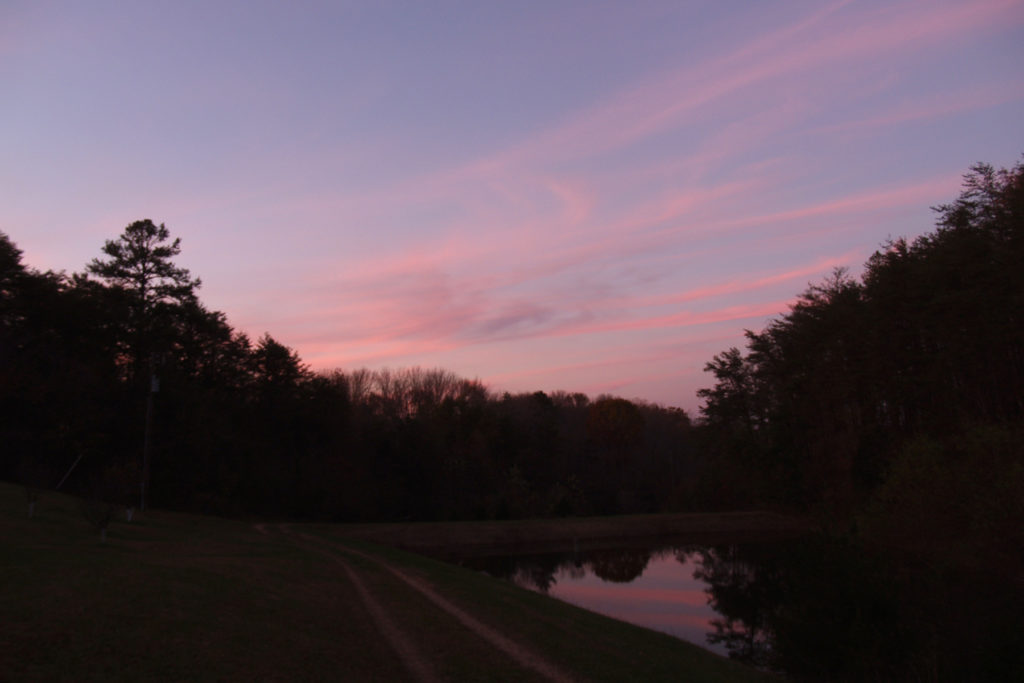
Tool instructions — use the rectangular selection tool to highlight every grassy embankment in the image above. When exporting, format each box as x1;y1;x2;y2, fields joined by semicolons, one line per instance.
1;481;792;681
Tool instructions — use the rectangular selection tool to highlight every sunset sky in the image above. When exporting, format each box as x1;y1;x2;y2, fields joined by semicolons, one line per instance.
3;0;1022;413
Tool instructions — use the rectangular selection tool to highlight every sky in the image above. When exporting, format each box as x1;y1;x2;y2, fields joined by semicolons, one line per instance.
3;0;1022;413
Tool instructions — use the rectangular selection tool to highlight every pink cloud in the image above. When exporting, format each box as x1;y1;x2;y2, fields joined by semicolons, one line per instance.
303;294;791;374
554;300;792;339
258;219;863;377
633;612;715;631
597;252;862;312
206;1;1011;338
222;158;948;389
258;4;866;224
183;1;1021;404
387;170;952;307
484;351;668;389
661;174;964;245
488;343;731;392
543;178;594;228
815;82;1024;135
441;0;1019;177
556;584;710;607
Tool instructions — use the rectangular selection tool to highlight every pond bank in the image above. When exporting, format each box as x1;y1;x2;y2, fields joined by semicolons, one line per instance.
2;481;775;682
322;510;814;557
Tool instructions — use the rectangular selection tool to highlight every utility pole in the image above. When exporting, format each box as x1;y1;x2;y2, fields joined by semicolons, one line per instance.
141;355;161;512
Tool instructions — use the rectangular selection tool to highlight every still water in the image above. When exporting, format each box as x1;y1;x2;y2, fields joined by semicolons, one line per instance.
445;537;1024;681
465;547;730;656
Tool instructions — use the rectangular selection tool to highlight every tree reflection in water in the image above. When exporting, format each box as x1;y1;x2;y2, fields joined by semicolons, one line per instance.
470;548;653;593
478;553;567;593
458;536;1024;681
588;548;651;583
690;537;929;678
689;536;1024;681
687;545;778;668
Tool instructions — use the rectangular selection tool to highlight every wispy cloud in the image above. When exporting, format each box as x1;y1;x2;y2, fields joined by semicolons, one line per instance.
9;0;1020;411
435;0;1018;179
814;83;1024;135
276;160;953;374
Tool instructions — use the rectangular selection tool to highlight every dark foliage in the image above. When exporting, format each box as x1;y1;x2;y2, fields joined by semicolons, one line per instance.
1;223;693;520
694;159;1024;543
691;536;1024;681
4;158;1020;530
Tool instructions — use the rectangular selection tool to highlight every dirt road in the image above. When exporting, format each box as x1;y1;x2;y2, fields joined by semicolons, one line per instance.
274;525;575;683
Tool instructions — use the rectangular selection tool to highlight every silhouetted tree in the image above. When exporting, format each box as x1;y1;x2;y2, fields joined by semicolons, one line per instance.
695;157;1024;517
87;219;200;314
251;333;308;394
87;219;201;383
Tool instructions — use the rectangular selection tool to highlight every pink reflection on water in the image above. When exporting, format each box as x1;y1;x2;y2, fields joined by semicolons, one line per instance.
524;550;726;656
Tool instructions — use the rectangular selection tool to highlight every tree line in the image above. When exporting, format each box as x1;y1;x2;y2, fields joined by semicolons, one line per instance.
695;160;1023;569
0;224;693;519
3;158;1021;541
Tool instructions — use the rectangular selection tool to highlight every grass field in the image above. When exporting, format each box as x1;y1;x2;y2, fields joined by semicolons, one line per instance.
1;481;781;681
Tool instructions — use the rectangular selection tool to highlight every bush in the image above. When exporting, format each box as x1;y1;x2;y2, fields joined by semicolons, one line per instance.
860;422;1024;575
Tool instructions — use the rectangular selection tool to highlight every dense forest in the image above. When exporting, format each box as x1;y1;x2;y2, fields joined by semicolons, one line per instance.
0;220;693;520
697;160;1023;572
3;160;1022;551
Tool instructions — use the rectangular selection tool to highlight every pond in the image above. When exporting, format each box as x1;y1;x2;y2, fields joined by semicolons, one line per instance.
436;536;1024;681
459;545;731;656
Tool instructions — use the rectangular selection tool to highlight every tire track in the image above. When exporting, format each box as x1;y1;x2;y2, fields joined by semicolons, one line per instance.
282;529;439;682
299;532;575;683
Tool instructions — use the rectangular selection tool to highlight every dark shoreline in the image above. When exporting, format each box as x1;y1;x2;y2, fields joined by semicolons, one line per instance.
316;510;814;557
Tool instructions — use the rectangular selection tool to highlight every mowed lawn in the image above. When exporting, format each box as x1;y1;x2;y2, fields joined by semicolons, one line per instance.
0;482;772;682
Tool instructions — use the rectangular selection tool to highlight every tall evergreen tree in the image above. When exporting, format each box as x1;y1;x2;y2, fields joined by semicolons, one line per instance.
695;157;1024;514
87;219;201;382
87;219;200;314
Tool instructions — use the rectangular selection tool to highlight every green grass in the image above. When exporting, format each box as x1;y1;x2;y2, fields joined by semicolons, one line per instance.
1;482;773;681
